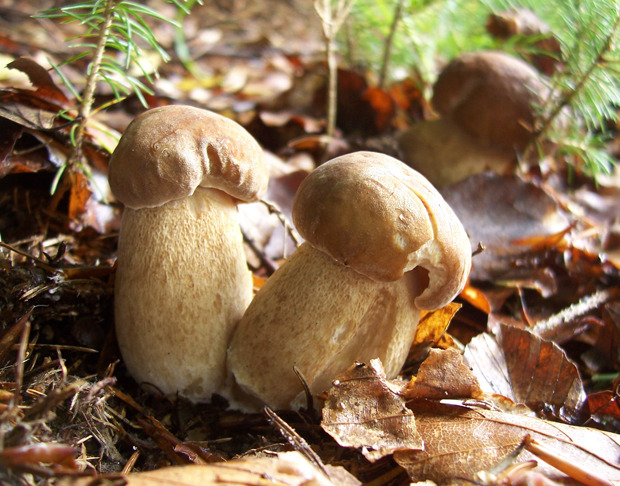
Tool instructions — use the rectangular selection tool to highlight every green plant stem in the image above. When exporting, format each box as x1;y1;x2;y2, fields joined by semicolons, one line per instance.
68;0;117;169
378;0;405;90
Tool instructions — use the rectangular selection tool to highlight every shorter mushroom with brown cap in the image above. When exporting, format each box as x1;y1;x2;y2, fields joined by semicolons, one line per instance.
398;51;547;187
227;151;471;409
109;105;267;403
431;51;545;153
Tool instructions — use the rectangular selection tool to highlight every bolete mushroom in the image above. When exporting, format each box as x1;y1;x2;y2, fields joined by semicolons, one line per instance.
109;105;268;402
398;51;547;187
397;118;513;188
431;51;546;152
227;151;471;409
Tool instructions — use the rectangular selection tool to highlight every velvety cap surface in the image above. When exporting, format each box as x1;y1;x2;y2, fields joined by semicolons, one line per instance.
108;105;268;208
292;151;471;309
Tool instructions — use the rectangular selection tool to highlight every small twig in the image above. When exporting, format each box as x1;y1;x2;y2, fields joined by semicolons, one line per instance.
531;288;615;336
314;0;356;138
260;199;301;250
121;451;140;475
10;314;32;412
0;241;62;274
293;366;314;414
264;407;329;478
523;435;613;486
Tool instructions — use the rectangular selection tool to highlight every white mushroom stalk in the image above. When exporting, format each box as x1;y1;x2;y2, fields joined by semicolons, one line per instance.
109;105;267;402
227;151;471;409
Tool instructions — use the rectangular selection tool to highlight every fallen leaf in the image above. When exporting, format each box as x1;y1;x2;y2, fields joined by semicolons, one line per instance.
395;400;620;484
407;302;461;362
441;173;570;283
68;171;92;222
0;117;22;166
7;57;70;106
321;359;422;462
61;451;360;486
389;77;427;123
404;348;483;400
464;323;586;421
460;285;492;314
587;390;620;428
361;87;394;133
581;302;620;372
0;96;60;130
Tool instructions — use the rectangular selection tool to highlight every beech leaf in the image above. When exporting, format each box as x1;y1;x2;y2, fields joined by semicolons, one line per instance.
407;302;461;362
464;323;586;420
395;400;620;484
404;348;483;400
321;359;422;462
61;451;360;486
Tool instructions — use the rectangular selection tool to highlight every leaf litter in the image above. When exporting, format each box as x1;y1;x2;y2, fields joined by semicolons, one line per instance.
1;1;620;486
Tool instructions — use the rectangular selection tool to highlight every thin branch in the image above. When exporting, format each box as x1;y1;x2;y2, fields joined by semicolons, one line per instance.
314;0;356;139
379;0;406;89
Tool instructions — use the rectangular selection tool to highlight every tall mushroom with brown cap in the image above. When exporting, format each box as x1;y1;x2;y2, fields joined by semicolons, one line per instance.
109;105;268;402
227;151;471;409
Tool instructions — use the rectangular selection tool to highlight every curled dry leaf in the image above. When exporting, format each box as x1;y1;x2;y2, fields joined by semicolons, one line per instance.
403;348;483;401
7;57;70;106
407;302;462;362
321;359;423;462
60;451;360;486
395;401;620;485
0;58;70;131
463;323;586;421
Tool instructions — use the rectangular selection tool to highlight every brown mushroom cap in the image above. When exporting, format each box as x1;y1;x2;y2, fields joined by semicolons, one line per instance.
108;105;268;209
431;51;545;152
292;151;471;310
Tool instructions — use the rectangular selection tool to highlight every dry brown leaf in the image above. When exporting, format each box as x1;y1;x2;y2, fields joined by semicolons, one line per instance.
582;302;620;372
500;324;585;417
408;302;461;362
441;173;569;283
321;359;422;462
7;57;70;106
68;171;92;222
395;400;620;484
404;348;483;400
460;285;491;314
463;323;586;420
61;451;359;486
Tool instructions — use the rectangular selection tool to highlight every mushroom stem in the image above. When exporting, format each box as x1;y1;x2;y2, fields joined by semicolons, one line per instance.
227;242;427;410
115;187;252;401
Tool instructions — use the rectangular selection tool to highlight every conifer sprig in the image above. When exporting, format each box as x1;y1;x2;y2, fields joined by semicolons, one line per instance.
34;0;196;193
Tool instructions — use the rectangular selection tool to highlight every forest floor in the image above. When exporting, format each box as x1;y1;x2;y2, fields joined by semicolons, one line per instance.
1;1;620;485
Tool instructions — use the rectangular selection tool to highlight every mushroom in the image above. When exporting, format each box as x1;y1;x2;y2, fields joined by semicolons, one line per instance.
397;51;547;187
227;151;471;409
108;105;268;402
397;118;513;187
431;51;546;152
